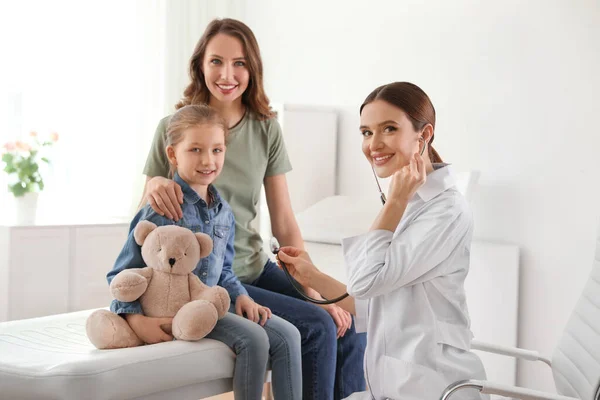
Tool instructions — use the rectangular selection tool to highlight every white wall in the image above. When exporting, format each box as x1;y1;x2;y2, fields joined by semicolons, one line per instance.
245;0;600;391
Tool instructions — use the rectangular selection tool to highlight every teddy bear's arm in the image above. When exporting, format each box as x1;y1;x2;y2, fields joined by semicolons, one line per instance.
189;274;209;301
189;274;231;318
110;267;154;302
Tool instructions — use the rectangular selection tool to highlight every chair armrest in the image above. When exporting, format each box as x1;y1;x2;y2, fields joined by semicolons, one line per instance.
471;339;552;367
440;380;579;400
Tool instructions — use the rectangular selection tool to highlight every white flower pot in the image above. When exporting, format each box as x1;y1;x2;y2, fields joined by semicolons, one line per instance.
14;192;39;224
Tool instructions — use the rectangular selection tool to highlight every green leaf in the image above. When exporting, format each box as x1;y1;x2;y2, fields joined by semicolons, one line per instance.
2;149;48;194
18;169;31;182
16;158;38;179
9;182;28;197
1;153;14;163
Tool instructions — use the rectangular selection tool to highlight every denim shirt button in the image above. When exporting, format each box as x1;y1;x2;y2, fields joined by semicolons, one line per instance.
202;272;207;276
204;220;209;224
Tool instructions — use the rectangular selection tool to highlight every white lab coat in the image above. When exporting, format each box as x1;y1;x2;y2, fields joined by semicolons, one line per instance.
342;165;488;400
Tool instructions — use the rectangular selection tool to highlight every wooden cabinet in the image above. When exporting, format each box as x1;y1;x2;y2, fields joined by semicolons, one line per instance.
0;221;129;322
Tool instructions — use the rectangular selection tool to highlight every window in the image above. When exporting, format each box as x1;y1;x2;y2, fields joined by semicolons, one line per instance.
0;1;166;220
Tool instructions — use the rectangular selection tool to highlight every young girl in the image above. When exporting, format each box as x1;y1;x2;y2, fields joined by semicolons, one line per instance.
142;18;366;400
106;104;302;400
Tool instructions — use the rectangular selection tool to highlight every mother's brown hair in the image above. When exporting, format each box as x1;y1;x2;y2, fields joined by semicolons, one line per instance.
360;82;443;163
176;18;273;120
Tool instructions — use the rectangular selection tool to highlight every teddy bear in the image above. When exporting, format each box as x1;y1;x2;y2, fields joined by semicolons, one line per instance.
86;220;230;349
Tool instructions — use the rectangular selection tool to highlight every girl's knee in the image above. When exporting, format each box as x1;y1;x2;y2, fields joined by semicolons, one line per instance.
272;317;301;348
237;323;270;357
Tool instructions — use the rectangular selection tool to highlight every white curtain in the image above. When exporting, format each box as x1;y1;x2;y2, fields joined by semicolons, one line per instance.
0;0;247;221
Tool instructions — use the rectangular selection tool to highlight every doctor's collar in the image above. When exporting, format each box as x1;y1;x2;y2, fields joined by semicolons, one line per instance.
415;163;456;202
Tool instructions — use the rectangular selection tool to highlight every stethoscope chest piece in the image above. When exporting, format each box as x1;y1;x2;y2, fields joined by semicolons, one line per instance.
270;237;349;305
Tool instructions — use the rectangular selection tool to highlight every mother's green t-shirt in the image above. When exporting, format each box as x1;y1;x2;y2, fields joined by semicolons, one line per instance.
144;112;292;283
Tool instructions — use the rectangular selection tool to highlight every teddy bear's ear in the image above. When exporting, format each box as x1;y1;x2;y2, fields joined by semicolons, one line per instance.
134;220;158;246
195;232;213;258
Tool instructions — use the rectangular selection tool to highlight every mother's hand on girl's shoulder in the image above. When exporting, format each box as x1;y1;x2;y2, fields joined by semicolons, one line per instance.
146;176;184;220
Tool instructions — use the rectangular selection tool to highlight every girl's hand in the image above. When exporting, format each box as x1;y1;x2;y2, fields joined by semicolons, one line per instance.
146;176;184;220
276;247;319;287
125;313;174;344
235;295;272;326
387;152;426;204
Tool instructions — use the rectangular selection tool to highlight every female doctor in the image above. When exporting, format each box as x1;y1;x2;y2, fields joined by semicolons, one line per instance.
277;82;488;400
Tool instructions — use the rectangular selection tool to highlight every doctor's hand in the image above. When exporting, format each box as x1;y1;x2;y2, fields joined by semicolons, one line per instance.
276;247;319;287
388;152;427;204
146;176;184;221
279;250;352;338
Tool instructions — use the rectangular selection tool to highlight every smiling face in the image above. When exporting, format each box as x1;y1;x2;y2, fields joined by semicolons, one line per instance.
166;123;226;189
360;100;430;178
202;33;250;106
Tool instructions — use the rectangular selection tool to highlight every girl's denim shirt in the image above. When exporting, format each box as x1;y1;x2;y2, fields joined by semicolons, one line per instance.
108;172;247;315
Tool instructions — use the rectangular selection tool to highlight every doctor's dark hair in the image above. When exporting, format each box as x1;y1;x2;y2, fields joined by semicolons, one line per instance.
360;82;443;163
175;18;274;120
165;104;228;178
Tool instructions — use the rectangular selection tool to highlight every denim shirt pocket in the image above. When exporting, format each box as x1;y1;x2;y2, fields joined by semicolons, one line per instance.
213;224;230;257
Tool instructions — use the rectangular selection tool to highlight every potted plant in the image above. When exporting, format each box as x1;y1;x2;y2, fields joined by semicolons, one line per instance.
1;131;59;223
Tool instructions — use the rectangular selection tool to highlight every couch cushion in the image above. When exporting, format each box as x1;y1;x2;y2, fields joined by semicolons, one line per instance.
0;309;235;400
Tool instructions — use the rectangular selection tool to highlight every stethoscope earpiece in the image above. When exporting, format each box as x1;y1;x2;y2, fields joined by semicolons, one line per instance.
419;137;427;156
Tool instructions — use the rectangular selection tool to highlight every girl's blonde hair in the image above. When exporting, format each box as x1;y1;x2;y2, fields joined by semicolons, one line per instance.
165;104;228;177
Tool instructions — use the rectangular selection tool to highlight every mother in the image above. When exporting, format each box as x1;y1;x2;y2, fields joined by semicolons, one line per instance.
141;18;366;400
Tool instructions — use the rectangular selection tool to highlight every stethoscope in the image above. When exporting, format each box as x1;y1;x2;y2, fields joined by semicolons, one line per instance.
273;137;428;305
271;237;349;304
